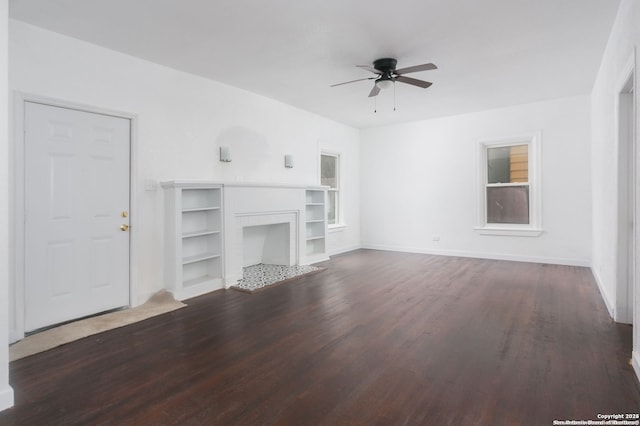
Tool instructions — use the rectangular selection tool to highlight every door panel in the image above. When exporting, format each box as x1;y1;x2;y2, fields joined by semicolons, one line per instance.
24;102;131;331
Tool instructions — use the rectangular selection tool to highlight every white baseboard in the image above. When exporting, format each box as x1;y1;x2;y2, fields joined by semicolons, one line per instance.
9;329;22;344
224;274;242;289
171;279;224;301
590;267;615;320
633;351;640;385
307;256;330;265
360;243;591;267
0;386;14;412
328;245;361;257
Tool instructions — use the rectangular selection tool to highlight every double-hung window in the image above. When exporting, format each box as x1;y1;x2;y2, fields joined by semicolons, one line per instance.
476;133;542;236
321;153;340;226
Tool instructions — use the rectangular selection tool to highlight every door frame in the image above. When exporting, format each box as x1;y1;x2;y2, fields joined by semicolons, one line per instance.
615;50;637;325
11;92;139;342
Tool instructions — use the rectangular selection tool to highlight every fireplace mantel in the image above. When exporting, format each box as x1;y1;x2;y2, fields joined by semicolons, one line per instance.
162;181;328;297
164;180;326;190
221;183;328;286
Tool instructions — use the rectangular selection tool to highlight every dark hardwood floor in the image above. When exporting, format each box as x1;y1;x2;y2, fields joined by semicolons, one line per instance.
1;249;638;425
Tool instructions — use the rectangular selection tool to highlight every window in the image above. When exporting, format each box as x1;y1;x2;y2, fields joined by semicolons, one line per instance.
486;144;529;224
321;153;340;226
476;133;542;236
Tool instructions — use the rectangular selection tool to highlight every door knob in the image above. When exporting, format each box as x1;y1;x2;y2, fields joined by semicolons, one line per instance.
120;224;129;231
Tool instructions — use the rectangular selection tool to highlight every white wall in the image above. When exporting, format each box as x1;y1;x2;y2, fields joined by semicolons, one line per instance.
8;21;360;315
590;0;640;379
361;95;592;266
0;0;14;412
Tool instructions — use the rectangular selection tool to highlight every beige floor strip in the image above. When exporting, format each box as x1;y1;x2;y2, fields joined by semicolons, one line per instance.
10;290;186;361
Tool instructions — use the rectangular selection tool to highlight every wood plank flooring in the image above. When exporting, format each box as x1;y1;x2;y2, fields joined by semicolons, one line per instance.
1;249;638;425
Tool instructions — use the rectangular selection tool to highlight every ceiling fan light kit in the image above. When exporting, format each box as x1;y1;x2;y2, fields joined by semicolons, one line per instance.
375;78;394;90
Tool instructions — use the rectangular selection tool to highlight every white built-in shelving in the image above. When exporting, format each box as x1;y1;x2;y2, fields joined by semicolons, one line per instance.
162;181;223;300
304;189;328;263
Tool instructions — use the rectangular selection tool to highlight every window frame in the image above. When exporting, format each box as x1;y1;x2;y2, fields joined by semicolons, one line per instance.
320;152;342;228
475;132;543;237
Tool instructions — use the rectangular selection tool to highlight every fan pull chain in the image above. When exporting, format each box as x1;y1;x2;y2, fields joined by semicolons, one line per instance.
393;82;396;111
374;95;377;113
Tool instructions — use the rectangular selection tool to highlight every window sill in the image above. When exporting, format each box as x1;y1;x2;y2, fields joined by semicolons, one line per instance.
328;224;347;233
474;227;543;237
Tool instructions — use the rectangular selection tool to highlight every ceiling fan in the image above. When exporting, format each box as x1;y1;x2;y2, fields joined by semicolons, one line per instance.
331;58;437;97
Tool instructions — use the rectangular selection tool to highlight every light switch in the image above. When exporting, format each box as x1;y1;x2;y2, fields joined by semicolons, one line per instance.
144;179;158;191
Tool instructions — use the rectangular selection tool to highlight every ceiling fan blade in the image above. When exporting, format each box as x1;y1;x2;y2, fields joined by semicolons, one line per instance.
368;84;381;97
356;65;382;75
330;77;376;87
395;63;437;75
396;76;433;89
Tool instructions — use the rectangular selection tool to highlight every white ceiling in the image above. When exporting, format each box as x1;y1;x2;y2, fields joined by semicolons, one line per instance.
9;0;620;129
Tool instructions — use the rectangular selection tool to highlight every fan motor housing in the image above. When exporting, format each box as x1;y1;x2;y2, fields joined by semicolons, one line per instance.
373;58;398;73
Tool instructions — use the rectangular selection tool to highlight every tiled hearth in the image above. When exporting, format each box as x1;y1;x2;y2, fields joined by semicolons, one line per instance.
233;264;321;292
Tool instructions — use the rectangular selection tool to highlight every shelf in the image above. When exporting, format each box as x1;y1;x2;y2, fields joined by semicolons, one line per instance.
306;204;325;221
165;184;223;301
182;257;221;286
182;209;221;235
306;189;325;204
182;252;221;265
183;274;218;288
306;238;326;257
304;189;327;261
182;230;221;239
306;220;325;239
182;188;221;210
182;206;221;213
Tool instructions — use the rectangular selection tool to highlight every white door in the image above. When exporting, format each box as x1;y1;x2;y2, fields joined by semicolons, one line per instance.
24;102;131;332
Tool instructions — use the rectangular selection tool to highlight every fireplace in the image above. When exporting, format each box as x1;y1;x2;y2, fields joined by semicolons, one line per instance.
237;212;298;270
221;183;327;287
242;223;291;267
225;212;298;284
